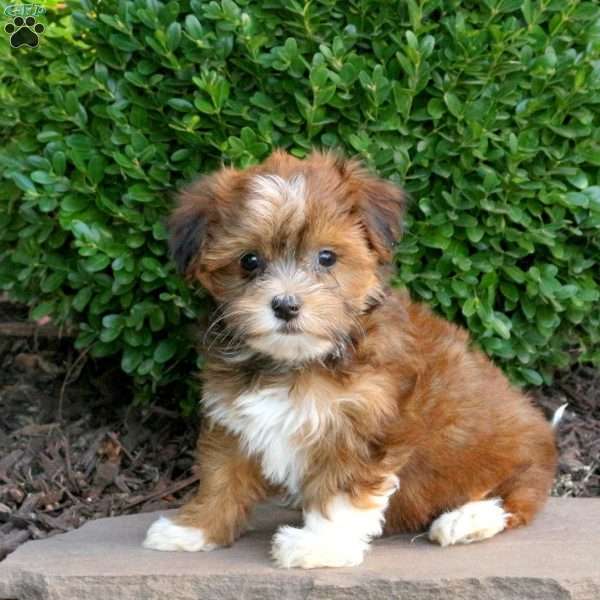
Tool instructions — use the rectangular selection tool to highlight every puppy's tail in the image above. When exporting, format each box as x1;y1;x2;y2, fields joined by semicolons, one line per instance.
551;403;567;430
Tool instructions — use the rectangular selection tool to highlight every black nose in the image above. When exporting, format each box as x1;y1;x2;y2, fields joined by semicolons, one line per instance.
271;295;302;321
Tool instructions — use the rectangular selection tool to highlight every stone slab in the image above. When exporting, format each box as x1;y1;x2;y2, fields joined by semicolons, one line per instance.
0;498;599;599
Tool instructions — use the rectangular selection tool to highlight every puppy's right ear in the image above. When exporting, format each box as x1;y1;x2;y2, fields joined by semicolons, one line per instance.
168;176;214;276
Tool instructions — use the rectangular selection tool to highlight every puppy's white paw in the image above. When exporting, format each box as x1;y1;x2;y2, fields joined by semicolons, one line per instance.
271;525;365;569
143;516;217;552
428;498;509;547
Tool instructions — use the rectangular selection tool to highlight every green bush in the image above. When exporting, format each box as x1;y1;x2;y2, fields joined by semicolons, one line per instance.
1;0;599;407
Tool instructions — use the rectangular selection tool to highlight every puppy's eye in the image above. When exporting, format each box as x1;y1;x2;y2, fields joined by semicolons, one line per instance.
240;252;261;272
318;249;337;267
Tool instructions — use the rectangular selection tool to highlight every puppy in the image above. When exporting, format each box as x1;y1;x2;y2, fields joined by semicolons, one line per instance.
143;150;557;568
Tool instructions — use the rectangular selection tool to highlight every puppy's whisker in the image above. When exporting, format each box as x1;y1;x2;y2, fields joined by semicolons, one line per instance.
205;322;246;356
202;306;234;343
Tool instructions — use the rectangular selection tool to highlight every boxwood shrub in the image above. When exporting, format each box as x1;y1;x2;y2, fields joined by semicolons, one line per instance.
1;0;599;408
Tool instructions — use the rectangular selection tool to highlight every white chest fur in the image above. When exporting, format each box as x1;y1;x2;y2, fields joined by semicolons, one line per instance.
204;386;327;494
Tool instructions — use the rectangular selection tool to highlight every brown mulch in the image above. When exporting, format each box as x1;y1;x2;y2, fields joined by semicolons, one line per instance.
0;301;198;561
534;365;600;498
0;300;598;562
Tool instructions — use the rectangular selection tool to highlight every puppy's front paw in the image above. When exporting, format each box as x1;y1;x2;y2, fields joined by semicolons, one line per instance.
271;525;365;569
143;516;217;552
428;498;509;547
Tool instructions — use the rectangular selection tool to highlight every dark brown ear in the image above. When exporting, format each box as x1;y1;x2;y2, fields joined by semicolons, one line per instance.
359;176;406;262
168;176;215;275
333;155;406;263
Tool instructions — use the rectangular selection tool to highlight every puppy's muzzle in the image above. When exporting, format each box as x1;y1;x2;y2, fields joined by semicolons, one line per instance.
271;294;302;321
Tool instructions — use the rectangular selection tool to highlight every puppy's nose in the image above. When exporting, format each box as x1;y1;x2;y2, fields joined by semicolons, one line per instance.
271;295;302;321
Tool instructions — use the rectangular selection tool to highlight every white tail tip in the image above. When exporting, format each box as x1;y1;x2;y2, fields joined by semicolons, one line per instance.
551;403;567;429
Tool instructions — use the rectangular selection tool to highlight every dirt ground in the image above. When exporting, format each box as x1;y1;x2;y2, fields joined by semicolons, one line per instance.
0;300;598;560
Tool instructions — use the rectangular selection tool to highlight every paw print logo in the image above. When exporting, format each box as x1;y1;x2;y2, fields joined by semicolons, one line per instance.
5;16;44;48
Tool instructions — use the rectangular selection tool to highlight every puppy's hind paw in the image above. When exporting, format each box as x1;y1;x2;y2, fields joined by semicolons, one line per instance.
143;516;217;552
428;498;509;547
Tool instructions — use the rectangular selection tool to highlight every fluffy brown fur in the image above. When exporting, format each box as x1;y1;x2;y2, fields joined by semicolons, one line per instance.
145;150;557;567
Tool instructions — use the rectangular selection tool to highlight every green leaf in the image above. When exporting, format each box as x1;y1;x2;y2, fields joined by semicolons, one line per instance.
121;347;144;374
149;307;165;331
166;22;182;51
444;92;463;119
185;15;203;40
520;368;543;386
168;98;194;112
31;302;55;321
466;227;485;243
502;266;526;284
567;170;588;190
489;312;512;340
171;149;190;161
41;272;65;293
153;339;177;363
31;171;54;185
462;298;477;318
12;173;36;193
427;98;444;119
88;156;106;185
72;287;93;311
65;90;80;115
137;359;155;376
52;151;66;176
100;326;123;343
82;254;111;273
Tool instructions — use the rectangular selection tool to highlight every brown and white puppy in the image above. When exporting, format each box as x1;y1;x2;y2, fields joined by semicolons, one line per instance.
143;150;558;568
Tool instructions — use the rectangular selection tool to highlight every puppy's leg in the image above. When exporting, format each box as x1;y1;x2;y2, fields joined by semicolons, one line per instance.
496;459;556;530
428;468;555;547
144;425;268;552
428;497;509;546
429;435;556;547
271;475;398;569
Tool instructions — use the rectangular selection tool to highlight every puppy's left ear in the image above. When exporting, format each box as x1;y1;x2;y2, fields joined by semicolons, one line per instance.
358;176;406;262
328;153;406;263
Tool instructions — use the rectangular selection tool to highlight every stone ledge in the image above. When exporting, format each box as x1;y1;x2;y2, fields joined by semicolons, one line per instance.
1;498;598;600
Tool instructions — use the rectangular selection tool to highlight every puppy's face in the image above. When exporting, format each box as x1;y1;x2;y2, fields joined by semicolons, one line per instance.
170;151;404;363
